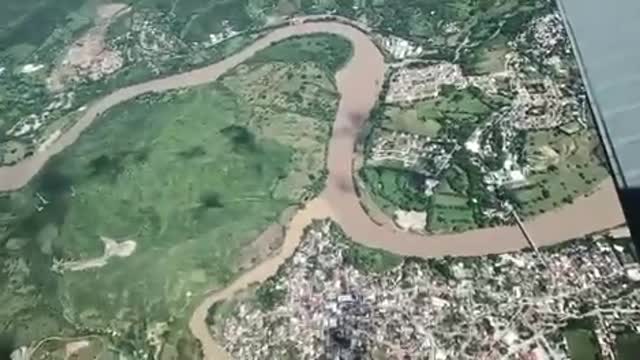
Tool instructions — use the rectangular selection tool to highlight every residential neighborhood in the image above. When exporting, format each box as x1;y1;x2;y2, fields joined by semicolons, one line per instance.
214;220;640;360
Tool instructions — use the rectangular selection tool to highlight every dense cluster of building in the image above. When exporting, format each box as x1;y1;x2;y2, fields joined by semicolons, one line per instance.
378;35;425;60
215;220;640;359
368;129;455;177
12;219;637;357
385;63;466;103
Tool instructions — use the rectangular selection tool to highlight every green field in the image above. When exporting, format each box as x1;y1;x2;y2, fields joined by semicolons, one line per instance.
247;34;354;75
615;332;640;360
336;221;403;273
360;166;429;213
515;129;608;217
429;188;474;232
381;106;442;137
564;329;601;360
430;207;475;232
359;164;476;233
414;87;494;122
434;192;468;207
0;34;350;356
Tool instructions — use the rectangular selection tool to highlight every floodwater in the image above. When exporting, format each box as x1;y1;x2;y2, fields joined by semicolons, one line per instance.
0;19;626;359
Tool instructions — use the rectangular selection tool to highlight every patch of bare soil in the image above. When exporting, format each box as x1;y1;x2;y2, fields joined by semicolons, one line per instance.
53;236;137;272
64;340;90;359
48;3;131;91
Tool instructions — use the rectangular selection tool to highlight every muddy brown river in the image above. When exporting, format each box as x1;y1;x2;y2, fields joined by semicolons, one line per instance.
0;19;625;359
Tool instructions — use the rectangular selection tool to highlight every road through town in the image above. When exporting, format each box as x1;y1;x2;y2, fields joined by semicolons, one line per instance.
0;19;626;359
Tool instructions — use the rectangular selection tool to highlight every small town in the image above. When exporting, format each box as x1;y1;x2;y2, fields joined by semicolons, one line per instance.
214;220;640;360
362;8;598;233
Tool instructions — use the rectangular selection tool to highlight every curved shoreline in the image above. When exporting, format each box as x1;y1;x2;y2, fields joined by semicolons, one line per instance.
0;19;625;359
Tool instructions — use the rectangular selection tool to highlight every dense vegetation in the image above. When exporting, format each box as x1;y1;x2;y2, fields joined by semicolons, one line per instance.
248;34;353;74
255;279;287;310
335;221;403;273
0;34;350;357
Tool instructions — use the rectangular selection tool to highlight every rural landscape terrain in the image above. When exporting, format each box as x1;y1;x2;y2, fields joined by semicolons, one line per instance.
0;0;637;360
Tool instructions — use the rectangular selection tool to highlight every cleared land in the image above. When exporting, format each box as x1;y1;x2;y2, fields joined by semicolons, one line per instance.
515;128;608;217
0;34;350;355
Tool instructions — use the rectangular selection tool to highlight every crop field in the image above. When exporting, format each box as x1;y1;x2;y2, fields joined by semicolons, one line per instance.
0;34;350;355
415;87;493;121
428;184;474;232
515;129;608;217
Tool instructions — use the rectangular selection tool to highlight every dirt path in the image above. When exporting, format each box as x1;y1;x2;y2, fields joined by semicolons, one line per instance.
0;18;625;359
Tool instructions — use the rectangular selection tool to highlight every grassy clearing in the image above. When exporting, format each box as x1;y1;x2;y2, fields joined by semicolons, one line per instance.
615;333;640;360
434;192;468;207
429;206;475;233
399;87;499;145
415;87;492;121
564;329;600;360
515;129;608;217
0;34;349;353
223;36;352;198
382;106;442;137
472;45;509;74
429;182;474;233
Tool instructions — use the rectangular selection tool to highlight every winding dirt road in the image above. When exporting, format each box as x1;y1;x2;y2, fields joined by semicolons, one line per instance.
0;19;625;359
